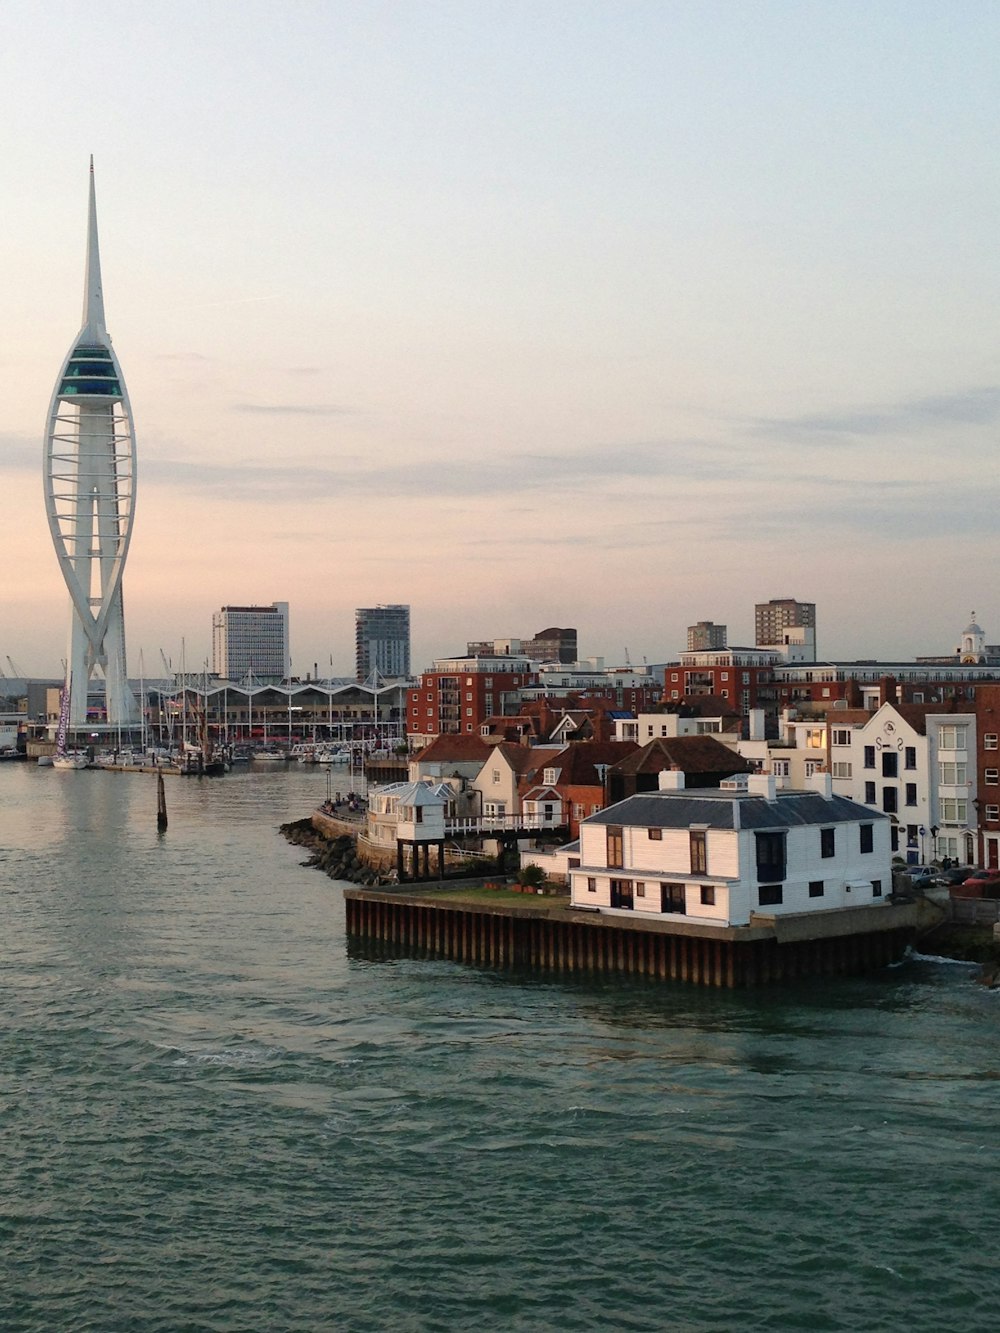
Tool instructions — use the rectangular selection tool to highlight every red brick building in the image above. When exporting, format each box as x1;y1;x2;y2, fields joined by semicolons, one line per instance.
408;656;538;745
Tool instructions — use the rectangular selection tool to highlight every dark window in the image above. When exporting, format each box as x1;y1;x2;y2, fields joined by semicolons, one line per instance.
891;825;899;852
820;827;835;858
607;826;623;868
661;883;686;914
864;746;876;769
587;877;596;892
809;880;824;897
758;884;783;906
864;782;876;804
700;885;716;906
882;787;898;814
755;831;786;882
872;880;883;897
860;824;874;854
690;830;707;874
647;827;662;840
905;784;917;807
635;882;646;897
905;747;917;770
882;752;898;778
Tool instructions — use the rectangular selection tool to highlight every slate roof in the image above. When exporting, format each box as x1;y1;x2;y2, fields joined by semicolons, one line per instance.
584;790;888;831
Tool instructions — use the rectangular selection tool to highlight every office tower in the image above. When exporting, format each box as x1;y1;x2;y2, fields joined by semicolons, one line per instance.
687;621;727;652
44;160;138;727
213;602;290;680
356;604;410;680
522;627;578;664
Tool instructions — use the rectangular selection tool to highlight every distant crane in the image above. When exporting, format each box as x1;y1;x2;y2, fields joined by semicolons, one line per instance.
159;649;173;678
6;656;26;678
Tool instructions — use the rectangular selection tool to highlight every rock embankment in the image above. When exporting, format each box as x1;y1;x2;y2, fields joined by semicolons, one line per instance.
280;817;390;887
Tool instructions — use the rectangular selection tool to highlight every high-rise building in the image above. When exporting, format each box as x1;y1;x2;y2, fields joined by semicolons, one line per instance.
755;598;816;662
355;604;410;680
44;160;138;727
687;621;727;652
213;603;290;680
467;627;578;664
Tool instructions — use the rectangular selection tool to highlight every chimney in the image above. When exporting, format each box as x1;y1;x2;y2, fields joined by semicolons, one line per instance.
808;770;834;799
749;708;766;741
658;766;686;791
748;773;777;800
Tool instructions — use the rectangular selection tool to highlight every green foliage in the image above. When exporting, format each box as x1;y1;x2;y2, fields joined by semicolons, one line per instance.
517;863;547;888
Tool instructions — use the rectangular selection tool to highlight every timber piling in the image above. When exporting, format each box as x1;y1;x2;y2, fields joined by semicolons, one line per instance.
344;888;917;987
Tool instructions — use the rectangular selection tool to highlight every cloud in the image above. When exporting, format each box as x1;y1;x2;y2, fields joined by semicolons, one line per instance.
231;402;352;416
747;385;1000;443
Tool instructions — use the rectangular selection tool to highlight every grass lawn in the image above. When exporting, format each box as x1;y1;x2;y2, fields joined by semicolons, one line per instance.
419;884;570;908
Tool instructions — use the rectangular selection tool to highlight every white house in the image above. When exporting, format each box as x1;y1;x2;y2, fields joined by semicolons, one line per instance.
827;702;977;865
569;770;892;927
469;743;565;823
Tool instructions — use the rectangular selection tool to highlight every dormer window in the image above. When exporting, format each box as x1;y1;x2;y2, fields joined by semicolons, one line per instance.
543;767;557;786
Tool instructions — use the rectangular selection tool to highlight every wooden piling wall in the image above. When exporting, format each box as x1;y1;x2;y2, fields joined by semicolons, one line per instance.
343;891;915;988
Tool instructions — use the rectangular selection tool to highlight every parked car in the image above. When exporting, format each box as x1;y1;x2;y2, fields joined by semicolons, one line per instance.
960;868;1000;894
905;866;936;889
936;866;975;886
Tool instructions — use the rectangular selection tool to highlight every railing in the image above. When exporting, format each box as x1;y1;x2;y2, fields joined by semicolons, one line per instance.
445;810;567;835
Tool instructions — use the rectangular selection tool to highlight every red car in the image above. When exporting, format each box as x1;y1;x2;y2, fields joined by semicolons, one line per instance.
958;868;1000;897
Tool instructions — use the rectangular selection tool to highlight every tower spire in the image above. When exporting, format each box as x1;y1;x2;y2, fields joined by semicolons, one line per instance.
81;155;107;338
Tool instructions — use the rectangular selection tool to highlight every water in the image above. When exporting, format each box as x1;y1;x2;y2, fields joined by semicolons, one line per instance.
1;762;999;1332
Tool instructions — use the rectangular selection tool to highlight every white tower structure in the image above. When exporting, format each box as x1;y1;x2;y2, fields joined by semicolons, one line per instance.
44;160;138;728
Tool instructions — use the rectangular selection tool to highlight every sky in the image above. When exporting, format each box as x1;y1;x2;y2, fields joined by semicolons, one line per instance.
3;1;1000;679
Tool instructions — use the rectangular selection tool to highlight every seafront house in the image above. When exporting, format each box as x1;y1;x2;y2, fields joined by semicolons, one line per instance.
469;743;566;824
517;740;639;838
826;701;977;865
569;771;892;927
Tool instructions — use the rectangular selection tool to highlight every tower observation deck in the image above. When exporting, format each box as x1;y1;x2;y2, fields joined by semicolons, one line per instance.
44;160;138;728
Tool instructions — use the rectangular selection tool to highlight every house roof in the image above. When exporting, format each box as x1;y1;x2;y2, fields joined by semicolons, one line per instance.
412;733;492;764
495;743;566;777
609;735;754;776
584;790;888;831
539;740;639;787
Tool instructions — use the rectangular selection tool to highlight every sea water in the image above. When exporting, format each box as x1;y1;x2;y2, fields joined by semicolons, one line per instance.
1;762;999;1332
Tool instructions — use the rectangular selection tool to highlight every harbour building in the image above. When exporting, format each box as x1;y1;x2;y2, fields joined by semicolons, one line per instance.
44;160;138;728
212;603;290;681
355;604;410;681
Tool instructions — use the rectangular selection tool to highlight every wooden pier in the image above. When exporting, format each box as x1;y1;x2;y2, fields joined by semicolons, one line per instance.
344;888;919;987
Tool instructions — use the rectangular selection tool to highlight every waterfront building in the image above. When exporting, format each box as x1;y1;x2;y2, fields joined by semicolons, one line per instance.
973;684;1000;870
687;621;727;652
212;603;290;681
826;701;977;865
569;770;892;926
44;160;138;727
355;604;410;681
408;655;538;744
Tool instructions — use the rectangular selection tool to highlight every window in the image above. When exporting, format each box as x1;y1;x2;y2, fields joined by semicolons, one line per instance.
689;830;707;874
700;885;716;906
661;883;686;914
647;827;662;840
986;734;999;751
939;762;967;786
805;760;821;777
986;769;999;786
758;884;783;906
871;880;883;897
905;746;917;769
806;730;824;749
832;729;851;747
772;760;790;778
720;672;729;681
832;762;852;779
635;882;646;897
865;782;876;804
543;768;557;786
820;828;835;858
465;692;472;701
864;746;876;769
809;880;824;898
986;805;1000;823
610;879;633;910
905;783;917;806
607;826;623;868
860;824;874;853
587;877;597;892
574;804;584;819
755;831;786;882
882;752;898;778
939;798;967;823
465;708;473;717
883;788;898;814
491;770;500;784
670;673;679;681
938;725;967;750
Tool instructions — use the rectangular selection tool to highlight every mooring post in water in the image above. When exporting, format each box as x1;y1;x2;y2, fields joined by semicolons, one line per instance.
157;772;168;831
